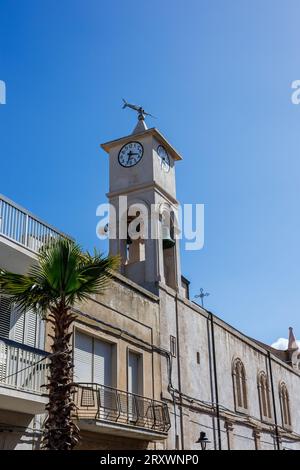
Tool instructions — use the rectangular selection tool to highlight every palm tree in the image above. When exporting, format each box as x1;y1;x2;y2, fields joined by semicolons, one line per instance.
0;238;119;450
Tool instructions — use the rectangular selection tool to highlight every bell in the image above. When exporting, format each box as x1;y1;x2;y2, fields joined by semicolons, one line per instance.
162;225;175;249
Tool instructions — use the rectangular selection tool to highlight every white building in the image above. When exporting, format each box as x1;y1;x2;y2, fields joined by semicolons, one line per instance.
0;116;299;450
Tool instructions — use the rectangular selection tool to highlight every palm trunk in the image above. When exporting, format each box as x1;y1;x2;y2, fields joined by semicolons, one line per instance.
42;303;79;450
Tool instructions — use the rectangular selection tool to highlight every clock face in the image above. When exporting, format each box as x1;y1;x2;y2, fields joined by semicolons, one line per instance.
157;145;170;172
118;141;144;167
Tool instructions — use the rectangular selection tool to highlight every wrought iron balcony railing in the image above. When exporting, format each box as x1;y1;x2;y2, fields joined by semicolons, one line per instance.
0;194;70;253
0;336;49;394
74;383;171;434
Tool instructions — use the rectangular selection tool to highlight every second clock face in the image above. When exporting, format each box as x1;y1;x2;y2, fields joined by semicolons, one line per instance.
157;145;170;172
118;141;144;167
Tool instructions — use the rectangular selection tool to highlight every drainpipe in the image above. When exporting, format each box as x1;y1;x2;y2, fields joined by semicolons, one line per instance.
267;351;281;450
175;294;185;450
206;316;217;449
210;312;222;450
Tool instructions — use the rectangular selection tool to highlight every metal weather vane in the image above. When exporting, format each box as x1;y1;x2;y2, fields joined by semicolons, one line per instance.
122;98;156;121
195;288;210;308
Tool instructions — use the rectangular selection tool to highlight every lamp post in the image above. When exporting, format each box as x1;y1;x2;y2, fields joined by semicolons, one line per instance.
196;431;211;450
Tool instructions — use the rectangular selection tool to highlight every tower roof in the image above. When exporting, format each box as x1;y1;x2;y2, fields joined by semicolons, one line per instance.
132;118;148;135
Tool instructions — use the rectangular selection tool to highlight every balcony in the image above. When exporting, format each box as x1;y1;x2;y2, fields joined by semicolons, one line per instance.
0;336;49;414
73;383;171;441
0;194;70;273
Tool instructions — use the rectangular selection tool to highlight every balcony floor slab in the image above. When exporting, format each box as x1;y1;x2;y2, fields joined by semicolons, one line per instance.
0;235;36;274
0;383;47;415
76;418;168;441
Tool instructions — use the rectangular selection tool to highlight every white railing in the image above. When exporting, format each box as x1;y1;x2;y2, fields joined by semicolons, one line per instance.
0;194;70;252
0;337;49;394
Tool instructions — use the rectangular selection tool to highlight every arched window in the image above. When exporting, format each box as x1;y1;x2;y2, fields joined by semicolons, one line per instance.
279;382;292;429
160;204;177;289
232;358;248;412
257;371;272;421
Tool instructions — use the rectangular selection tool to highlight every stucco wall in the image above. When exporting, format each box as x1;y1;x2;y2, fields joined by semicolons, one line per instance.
159;287;300;450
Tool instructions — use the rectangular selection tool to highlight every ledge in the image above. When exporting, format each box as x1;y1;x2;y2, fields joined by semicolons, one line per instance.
76;418;168;441
0;383;47;415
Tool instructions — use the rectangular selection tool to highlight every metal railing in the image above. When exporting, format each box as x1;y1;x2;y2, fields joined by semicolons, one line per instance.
74;383;171;434
0;336;49;393
0;194;70;253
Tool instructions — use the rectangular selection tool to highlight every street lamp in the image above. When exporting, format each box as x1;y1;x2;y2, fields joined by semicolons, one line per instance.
196;431;211;450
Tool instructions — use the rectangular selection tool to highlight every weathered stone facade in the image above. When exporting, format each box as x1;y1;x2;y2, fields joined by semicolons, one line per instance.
158;284;300;450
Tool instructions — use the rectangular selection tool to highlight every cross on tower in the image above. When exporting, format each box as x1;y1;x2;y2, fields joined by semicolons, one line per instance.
195;288;210;308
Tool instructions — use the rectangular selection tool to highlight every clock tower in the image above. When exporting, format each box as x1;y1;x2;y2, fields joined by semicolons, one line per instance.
101;115;183;295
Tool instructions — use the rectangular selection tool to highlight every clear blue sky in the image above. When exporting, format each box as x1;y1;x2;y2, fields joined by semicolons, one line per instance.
1;0;300;346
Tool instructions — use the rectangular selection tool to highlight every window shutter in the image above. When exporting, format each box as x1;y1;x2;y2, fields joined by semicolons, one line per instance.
74;331;93;383
93;339;112;386
24;309;37;347
9;304;25;343
36;316;45;350
0;298;44;349
0;296;11;338
74;332;113;386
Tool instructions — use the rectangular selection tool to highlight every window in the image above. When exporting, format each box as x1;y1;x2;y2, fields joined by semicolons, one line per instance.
127;351;143;419
0;295;45;349
257;371;272;421
181;276;190;300
0;296;10;338
196;352;200;364
162;208;177;289
170;335;177;357
128;351;143;395
279;382;292;429
232;358;248;412
74;330;114;387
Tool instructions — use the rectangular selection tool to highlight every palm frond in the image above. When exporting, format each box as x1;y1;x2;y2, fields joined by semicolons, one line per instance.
65;252;119;305
0;239;119;315
0;270;51;316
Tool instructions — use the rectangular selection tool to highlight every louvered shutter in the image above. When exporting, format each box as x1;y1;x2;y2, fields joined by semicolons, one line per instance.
24;309;37;347
74;331;93;382
0;296;11;338
93;339;112;386
0;339;7;381
9;304;45;349
36;316;45;350
0;296;11;381
9;304;24;343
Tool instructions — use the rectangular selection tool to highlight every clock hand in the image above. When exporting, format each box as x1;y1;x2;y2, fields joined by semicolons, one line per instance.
127;151;139;162
127;151;135;163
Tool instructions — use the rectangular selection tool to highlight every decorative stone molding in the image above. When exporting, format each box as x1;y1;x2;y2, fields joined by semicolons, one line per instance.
224;420;234;450
252;428;261;450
